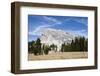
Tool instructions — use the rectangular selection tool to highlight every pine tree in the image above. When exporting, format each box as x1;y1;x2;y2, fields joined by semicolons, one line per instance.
60;36;88;52
35;38;41;55
44;45;50;55
28;41;35;53
61;43;65;52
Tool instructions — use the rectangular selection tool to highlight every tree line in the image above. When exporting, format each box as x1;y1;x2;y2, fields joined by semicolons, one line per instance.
61;37;88;52
28;38;57;55
28;37;88;55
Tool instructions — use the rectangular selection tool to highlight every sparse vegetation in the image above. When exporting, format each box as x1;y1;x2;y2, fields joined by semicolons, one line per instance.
44;45;51;55
28;36;88;56
61;37;88;52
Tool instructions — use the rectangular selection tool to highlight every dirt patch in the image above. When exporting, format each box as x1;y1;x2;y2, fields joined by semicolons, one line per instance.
28;52;88;61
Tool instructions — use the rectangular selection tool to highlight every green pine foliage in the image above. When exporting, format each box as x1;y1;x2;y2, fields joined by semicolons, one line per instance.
44;45;51;55
28;36;88;55
50;44;57;52
28;38;42;55
28;38;51;55
28;41;35;53
35;38;41;55
61;37;88;52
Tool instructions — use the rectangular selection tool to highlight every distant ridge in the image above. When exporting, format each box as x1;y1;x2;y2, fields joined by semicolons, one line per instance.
40;28;76;51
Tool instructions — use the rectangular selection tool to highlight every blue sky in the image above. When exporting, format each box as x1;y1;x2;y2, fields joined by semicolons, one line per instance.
28;15;88;42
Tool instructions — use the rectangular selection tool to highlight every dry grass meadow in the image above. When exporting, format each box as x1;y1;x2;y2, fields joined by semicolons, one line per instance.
28;52;88;61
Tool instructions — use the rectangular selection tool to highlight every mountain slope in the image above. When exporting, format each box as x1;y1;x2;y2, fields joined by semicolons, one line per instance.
40;28;76;51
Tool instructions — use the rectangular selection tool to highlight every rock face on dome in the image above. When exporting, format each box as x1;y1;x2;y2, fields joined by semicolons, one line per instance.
40;28;75;51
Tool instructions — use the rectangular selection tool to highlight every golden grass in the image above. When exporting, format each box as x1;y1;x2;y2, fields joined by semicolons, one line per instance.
28;52;88;61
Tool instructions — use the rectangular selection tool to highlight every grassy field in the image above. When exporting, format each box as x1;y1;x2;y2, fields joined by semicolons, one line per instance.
28;52;88;61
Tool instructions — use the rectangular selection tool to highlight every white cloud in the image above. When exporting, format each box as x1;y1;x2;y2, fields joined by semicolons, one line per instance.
43;16;62;25
43;16;87;26
73;18;87;26
29;16;63;36
29;25;48;36
29;16;87;37
66;29;87;38
65;17;87;26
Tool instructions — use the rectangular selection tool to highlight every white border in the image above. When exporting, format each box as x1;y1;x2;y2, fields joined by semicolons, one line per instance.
20;6;95;70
